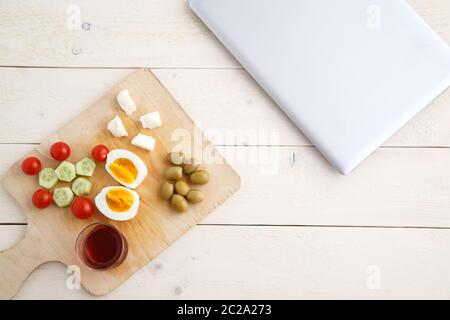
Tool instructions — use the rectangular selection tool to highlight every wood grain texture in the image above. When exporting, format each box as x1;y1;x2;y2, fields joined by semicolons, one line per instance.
1;0;449;300
0;69;240;298
0;0;447;68
2;144;450;228
0;225;56;299
1;67;450;147
0;0;238;68
3;224;450;299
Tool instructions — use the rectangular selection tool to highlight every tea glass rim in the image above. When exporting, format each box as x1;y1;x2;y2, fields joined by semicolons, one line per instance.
75;221;128;271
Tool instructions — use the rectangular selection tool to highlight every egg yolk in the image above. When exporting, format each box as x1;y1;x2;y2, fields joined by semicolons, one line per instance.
106;188;134;212
109;158;138;184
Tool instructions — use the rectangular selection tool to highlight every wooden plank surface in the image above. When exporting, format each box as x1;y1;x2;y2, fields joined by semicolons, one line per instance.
0;0;447;68
1;67;450;147
0;0;238;68
1;0;449;300
2;224;450;299
0;69;240;298
2;144;450;227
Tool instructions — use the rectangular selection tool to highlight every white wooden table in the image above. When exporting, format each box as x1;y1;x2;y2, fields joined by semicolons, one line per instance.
1;0;450;299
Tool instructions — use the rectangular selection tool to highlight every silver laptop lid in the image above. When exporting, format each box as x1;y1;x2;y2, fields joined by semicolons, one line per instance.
190;0;450;174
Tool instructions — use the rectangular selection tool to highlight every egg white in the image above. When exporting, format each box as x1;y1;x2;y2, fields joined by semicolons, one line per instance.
105;149;148;189
95;186;140;221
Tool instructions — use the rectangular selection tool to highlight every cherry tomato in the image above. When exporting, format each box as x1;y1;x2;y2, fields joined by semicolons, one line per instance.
21;157;42;175
32;189;53;209
91;144;109;162
71;197;95;219
50;141;71;161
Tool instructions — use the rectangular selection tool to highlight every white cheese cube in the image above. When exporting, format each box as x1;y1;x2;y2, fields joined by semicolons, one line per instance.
116;89;136;115
131;133;156;151
139;111;162;129
107;116;128;137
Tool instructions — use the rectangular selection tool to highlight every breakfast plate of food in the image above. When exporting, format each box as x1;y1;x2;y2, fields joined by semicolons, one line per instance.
0;68;240;298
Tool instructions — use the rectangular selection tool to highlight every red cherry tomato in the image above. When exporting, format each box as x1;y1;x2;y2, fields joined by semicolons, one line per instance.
71;197;95;219
50;141;71;161
32;189;53;209
21;157;42;175
91;144;109;162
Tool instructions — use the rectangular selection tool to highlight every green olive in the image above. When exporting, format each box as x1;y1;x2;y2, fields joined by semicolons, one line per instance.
190;170;209;185
160;181;174;200
170;194;189;213
183;158;200;174
167;152;184;166
174;180;190;196
165;166;183;181
186;189;205;203
183;163;200;174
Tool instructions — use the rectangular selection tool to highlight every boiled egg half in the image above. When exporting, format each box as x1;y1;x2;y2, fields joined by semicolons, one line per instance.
106;149;148;189
95;186;140;221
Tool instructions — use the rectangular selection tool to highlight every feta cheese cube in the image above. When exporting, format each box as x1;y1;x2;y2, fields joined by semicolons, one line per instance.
131;133;156;151
139;111;162;129
116;89;136;115
107;115;128;137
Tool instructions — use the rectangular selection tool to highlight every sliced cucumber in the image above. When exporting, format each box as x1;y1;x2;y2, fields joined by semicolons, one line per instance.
55;161;76;182
53;187;74;207
75;157;96;177
71;177;92;196
39;168;59;189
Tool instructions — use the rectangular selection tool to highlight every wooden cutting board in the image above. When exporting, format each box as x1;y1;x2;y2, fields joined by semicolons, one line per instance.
0;68;240;299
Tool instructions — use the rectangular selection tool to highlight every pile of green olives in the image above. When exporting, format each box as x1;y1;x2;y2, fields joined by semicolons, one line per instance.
160;152;209;212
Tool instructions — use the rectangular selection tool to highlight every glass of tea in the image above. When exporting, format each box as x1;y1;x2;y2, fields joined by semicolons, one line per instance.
76;222;128;270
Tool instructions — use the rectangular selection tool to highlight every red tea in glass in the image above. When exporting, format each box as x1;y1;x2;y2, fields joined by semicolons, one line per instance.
76;222;128;270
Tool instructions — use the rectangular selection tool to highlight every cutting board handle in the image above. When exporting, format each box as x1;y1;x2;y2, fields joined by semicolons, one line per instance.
0;232;51;299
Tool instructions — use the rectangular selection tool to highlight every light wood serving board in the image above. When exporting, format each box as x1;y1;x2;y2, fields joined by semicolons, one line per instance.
0;69;240;299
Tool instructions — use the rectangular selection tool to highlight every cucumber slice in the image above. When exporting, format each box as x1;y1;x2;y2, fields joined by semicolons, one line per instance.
75;157;96;177
71;177;92;196
53;187;74;207
39;168;59;189
55;161;76;182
